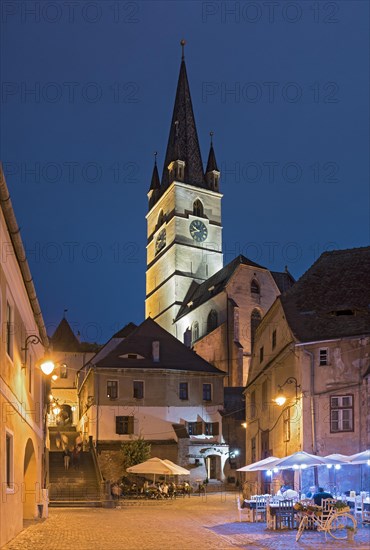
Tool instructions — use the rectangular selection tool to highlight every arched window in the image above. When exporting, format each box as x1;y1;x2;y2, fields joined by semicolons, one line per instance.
192;321;199;343
157;210;164;228
251;279;260;295
251;309;262;349
207;310;218;333
193;199;204;217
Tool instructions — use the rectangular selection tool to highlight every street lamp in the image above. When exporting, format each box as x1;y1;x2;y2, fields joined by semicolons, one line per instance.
22;334;55;375
274;376;301;406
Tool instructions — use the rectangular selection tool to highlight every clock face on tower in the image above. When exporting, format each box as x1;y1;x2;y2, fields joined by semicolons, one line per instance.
155;228;166;255
189;219;208;242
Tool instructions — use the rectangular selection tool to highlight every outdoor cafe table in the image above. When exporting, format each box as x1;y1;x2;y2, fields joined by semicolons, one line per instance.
243;500;296;529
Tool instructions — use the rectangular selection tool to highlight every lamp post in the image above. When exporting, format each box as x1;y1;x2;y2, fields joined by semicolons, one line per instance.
22;334;55;375
274;376;301;406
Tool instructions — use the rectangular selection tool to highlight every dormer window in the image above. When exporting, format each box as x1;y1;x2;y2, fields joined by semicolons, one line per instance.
251;279;260;295
168;160;185;182
192;321;199;343
193;199;204;217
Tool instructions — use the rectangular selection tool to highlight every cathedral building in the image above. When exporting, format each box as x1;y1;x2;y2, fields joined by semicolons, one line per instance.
145;44;294;390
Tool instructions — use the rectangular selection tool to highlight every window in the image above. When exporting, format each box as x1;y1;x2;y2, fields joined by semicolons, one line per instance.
192;321;199;343
204;422;219;436
207;310;218;333
60;364;68;379
259;346;264;363
107;380;118;399
330;395;353;432
193;199;204;217
5;431;13;491
283;408;291;442
179;382;189;400
250;309;261;349
251;279;260;294
251;436;256;464
272;329;276;350
133;380;144;399
6;302;13;359
319;348;329;366
116;416;134;435
187;421;202;436
203;383;212;401
250;390;256;419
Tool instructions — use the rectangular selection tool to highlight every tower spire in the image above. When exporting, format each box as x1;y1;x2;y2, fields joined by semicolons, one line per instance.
205;131;220;191
161;41;204;189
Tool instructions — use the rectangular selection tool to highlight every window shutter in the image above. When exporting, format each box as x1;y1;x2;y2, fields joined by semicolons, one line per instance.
196;422;203;435
212;422;219;436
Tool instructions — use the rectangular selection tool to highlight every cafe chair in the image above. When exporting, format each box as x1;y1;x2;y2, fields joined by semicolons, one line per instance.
236;497;253;522
361;496;370;525
274;499;295;530
255;496;267;522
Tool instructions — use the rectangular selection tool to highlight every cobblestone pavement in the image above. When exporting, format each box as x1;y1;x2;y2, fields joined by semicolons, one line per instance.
3;493;370;550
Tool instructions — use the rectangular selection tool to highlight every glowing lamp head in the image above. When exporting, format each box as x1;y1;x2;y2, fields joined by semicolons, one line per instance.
301;464;307;469
367;460;370;466
275;394;286;406
53;407;60;415
241;422;247;429
327;464;333;469
40;360;55;375
266;470;272;476
334;464;341;470
51;374;58;381
293;464;299;470
273;467;279;473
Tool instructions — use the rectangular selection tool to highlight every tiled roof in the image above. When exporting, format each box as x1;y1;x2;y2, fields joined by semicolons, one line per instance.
112;322;137;338
271;270;295;293
95;317;224;374
280;247;370;342
175;255;267;320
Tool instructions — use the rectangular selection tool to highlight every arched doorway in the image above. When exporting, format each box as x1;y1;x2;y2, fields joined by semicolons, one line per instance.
23;438;38;519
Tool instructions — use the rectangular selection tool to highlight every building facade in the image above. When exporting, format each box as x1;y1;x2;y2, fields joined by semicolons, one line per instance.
0;166;48;546
77;318;230;484
244;247;370;494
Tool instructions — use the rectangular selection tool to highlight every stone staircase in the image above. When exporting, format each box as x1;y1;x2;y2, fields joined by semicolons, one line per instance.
48;428;105;507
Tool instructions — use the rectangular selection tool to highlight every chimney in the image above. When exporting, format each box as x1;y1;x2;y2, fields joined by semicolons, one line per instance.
152;340;160;363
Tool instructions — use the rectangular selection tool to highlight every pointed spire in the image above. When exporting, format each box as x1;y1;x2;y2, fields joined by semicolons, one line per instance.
161;41;204;188
206;131;219;172
150;152;160;191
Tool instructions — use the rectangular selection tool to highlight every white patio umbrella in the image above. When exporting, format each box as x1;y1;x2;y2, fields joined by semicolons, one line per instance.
324;454;351;464
272;451;330;494
348;450;370;465
162;459;190;475
237;456;281;472
126;457;189;482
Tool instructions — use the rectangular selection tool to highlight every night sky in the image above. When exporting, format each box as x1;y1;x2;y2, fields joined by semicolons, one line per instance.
1;1;369;343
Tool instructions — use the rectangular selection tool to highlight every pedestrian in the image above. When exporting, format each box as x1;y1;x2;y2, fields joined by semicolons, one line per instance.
63;448;70;471
313;487;333;506
73;445;81;469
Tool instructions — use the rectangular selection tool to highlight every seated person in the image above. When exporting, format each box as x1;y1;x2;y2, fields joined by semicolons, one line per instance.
306;486;317;499
313;487;333;506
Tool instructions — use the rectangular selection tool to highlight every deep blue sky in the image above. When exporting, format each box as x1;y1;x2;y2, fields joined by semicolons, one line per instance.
1;1;369;343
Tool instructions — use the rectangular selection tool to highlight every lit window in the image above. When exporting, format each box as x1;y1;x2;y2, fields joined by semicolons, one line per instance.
319;348;329;366
203;383;212;402
330;395;353;433
133;381;144;399
107;380;118;399
116;416;134;435
179;382;188;400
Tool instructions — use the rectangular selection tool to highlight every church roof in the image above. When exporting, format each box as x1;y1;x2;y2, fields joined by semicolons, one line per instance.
149;162;160;191
175;255;267;320
112;322;137;338
95;317;224;374
206;143;219;173
50;318;81;352
271;270;295;293
161;56;205;189
280;246;370;342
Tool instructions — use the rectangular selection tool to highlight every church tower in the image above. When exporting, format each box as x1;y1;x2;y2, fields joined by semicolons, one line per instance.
145;42;223;336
